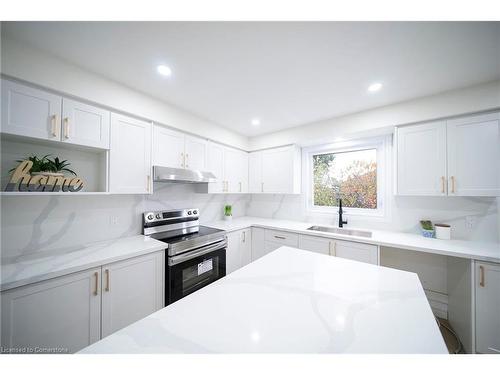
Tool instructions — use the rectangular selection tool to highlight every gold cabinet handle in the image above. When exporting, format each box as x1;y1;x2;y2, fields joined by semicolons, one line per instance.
105;269;110;292
261;182;264;193
239;181;242;192
51;114;58;137
333;242;337;256
479;265;485;287
328;241;332;256
63;117;70;139
93;271;99;296
450;176;456;194
441;176;445;194
147;175;151;192
185;153;189;168
274;235;286;240
242;231;246;243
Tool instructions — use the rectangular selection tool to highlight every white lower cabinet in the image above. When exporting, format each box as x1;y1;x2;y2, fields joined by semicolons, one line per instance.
298;235;333;256
475;261;500;354
251;227;266;261
0;251;164;353
226;229;252;274
101;252;164;337
1;267;101;354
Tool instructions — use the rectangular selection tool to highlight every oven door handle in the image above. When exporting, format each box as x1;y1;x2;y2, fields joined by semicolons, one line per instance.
168;238;227;266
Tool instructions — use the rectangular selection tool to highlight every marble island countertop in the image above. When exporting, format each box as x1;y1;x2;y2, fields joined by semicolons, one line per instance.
80;246;447;354
0;235;167;291
207;216;500;263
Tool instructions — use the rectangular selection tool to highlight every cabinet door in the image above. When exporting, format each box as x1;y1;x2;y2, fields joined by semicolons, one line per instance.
299;235;332;256
248;151;263;193
251;227;266;261
184;135;207;171
240;228;252;267
234;150;249;193
110;113;152;194
226;231;242;274
447;113;500;197
207;142;225;193
396;121;447;196
1;268;101;353
61;98;110;149
334;240;378;265
475;262;500;354
153;125;185;168
261;146;295;193
1;79;62;141
224;147;241;193
101;252;164;337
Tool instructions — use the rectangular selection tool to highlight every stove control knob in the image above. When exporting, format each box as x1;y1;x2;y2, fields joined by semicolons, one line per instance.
193;210;198;215
155;214;162;219
147;214;154;221
187;210;192;215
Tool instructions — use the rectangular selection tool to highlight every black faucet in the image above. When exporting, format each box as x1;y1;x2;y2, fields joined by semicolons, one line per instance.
338;198;347;228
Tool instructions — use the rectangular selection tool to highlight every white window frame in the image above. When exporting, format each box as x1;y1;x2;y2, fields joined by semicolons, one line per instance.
303;136;390;218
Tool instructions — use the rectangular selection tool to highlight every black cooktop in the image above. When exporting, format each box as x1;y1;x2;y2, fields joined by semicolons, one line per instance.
149;225;224;245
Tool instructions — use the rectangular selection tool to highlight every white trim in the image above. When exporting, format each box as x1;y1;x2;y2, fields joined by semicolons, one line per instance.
302;135;391;219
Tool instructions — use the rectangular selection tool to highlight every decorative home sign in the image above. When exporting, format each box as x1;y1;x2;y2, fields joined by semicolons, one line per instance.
5;160;84;192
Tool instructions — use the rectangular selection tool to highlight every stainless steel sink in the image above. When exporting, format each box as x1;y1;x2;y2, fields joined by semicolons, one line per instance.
307;225;372;238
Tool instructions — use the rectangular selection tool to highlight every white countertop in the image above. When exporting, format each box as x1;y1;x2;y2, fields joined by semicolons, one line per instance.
0;235;167;291
207;216;500;263
80;246;447;354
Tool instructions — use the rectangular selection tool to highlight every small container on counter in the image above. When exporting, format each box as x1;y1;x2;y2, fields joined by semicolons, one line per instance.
435;224;451;240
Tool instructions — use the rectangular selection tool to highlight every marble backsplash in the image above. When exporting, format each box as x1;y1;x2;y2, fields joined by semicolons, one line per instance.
246;194;500;243
1;183;250;261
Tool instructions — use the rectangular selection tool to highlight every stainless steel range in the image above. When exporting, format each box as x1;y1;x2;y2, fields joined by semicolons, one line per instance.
143;208;227;305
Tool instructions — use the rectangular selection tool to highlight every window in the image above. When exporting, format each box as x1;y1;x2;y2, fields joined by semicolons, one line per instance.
305;137;388;216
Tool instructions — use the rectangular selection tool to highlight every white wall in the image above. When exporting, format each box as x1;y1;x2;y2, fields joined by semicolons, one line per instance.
0;37;249;150
249;80;500;150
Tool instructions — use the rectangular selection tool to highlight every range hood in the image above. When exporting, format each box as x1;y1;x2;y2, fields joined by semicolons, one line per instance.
153;166;217;183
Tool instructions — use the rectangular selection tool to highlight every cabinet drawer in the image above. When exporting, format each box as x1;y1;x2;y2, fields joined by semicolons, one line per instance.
265;229;299;247
335;240;378;265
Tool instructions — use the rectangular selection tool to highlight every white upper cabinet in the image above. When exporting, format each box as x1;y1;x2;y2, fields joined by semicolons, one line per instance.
1;79;110;149
101;251;164;338
395;112;500;197
475;261;500;354
61;98;110;149
109;113;152;194
396;121;447;196
1;79;62;141
153;125;185;168
184;135;207;171
153;124;207;171
250;145;301;194
447;113;500;196
207;141;225;193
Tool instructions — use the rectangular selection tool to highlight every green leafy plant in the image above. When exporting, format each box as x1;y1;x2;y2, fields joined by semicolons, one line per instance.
420;220;434;230
47;156;77;176
9;154;77;176
9;154;52;173
224;204;232;216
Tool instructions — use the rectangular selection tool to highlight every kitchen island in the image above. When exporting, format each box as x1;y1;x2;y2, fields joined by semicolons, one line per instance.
80;246;447;353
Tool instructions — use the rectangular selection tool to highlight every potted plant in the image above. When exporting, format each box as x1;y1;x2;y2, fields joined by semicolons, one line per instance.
224;204;232;221
420;220;435;238
10;155;76;177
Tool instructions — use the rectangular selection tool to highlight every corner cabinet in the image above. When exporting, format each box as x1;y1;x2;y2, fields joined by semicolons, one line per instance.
249;145;301;194
475;261;500;354
395;112;500;197
226;229;252;274
205;141;248;194
0;251;164;353
109;113;152;194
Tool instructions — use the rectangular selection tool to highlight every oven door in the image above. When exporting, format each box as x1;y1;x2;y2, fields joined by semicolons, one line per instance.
166;239;226;305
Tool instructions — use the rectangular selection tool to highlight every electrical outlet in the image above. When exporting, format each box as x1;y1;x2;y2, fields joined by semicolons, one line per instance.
465;216;476;229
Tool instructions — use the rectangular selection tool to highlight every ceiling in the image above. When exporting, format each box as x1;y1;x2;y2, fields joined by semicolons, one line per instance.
2;22;500;137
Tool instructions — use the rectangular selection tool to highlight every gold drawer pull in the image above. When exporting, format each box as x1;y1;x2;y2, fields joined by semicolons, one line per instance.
63;117;70;139
51;115;58;137
93;271;99;296
479;265;485;287
105;269;110;292
274;235;286;240
441;176;445;194
450;176;456;193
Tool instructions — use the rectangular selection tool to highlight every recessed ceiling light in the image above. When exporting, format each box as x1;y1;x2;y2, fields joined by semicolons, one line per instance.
367;82;383;92
251;118;261;126
157;65;172;77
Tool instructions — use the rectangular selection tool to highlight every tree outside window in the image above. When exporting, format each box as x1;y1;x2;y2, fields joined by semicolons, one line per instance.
313;149;377;209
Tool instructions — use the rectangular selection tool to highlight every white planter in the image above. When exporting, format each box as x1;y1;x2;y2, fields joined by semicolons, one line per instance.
435;224;451;240
224;215;232;222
